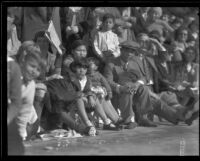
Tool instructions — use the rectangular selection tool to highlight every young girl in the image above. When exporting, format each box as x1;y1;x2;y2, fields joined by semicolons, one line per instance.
15;41;44;141
70;58;119;136
93;13;120;62
87;57;123;127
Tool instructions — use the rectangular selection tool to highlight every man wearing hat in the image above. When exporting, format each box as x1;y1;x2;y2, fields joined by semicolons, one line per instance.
104;40;190;127
103;40;157;128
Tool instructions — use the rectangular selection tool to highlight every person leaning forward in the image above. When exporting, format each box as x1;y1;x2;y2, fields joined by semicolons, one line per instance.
103;40;189;128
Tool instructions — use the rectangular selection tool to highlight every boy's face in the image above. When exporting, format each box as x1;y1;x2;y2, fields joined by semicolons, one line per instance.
75;66;87;79
121;48;136;61
183;49;195;62
103;18;114;31
21;57;41;82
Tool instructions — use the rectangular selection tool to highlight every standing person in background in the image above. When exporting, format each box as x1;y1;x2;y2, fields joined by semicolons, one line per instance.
14;7;53;42
60;7;93;56
132;7;151;36
7;8;21;57
31;31;63;131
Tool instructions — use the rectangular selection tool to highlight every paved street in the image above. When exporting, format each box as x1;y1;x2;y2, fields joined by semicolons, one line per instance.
24;118;199;156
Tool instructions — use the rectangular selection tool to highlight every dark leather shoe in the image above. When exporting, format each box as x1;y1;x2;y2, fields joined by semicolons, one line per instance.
185;111;199;126
138;118;157;127
103;123;119;131
124;122;137;129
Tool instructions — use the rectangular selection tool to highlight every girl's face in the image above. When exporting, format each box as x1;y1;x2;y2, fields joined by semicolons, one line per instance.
183;49;195;63
150;11;160;22
21;57;41;82
178;29;188;42
103;18;114;31
72;45;87;60
172;22;181;30
75;66;87;79
161;14;169;22
88;61;98;72
36;37;49;52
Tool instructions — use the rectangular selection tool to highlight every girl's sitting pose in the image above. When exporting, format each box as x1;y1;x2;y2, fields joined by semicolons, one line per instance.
87;57;123;127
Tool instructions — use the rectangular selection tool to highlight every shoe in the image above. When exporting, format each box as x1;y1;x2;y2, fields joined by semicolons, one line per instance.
138;118;157;127
115;118;125;130
103;123;119;131
185;111;199;126
124;122;137;129
84;126;98;136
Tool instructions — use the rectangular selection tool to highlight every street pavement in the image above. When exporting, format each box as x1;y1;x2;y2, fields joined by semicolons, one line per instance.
24;118;199;156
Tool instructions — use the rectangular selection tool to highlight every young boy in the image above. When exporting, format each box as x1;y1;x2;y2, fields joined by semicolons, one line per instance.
70;58;119;136
93;13;121;62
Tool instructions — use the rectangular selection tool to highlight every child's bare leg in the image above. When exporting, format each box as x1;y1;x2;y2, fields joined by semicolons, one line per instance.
94;99;111;125
101;99;120;123
76;98;93;127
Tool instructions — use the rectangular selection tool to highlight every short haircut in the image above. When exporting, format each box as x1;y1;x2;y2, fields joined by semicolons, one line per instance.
70;58;89;72
87;57;100;67
102;13;115;23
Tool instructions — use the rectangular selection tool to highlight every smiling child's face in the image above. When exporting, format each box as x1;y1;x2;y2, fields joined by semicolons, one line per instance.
21;57;41;82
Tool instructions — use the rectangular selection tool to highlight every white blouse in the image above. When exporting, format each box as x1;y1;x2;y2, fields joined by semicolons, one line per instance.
93;30;121;58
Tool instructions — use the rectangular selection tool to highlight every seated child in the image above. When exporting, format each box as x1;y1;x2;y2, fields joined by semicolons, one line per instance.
69;58;120;135
93;13;121;62
87;57;123;127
